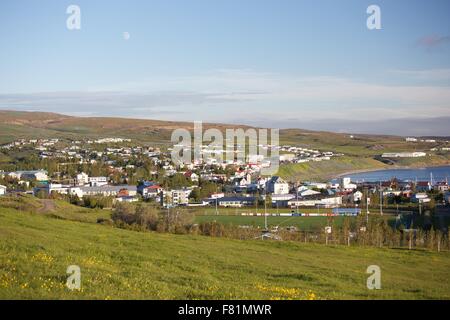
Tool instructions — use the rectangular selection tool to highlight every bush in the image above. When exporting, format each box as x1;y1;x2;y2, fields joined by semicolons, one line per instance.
83;196;113;209
111;202;136;225
111;203;197;233
135;204;159;230
97;218;114;226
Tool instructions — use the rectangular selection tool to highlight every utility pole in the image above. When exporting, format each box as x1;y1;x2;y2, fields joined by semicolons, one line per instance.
264;188;268;230
366;188;370;225
379;181;383;216
409;208;415;250
215;185;219;215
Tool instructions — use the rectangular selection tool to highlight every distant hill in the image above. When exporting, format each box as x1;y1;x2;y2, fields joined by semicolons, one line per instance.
1;110;449;180
0;110;254;145
0;109;446;154
0;110;400;144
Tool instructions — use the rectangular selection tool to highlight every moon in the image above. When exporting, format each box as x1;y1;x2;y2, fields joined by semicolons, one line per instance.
123;32;130;41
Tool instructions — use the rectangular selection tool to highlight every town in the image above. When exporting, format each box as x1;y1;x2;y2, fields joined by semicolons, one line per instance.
1;137;448;220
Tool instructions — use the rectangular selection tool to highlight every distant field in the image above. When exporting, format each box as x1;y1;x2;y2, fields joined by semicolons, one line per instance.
0;208;449;299
277;156;387;181
392;154;450;167
194;214;397;231
195;215;350;231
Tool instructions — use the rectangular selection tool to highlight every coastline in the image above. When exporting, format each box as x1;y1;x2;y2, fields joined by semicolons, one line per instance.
334;163;450;179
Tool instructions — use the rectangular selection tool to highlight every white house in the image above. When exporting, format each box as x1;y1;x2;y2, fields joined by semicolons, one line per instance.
266;176;289;195
184;171;199;182
340;177;357;190
190;173;199;182
210;193;225;199
34;183;71;196
353;191;363;202
76;172;89;186
307;182;327;190
161;189;192;206
79;185;137;197
0;185;6;196
9;170;48;181
319;196;343;206
89;176;108;187
114;196;139;203
235;173;252;187
382;152;426;158
141;185;163;199
300;189;321;197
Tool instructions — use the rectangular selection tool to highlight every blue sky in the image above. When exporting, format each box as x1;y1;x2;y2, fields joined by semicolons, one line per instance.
0;0;449;135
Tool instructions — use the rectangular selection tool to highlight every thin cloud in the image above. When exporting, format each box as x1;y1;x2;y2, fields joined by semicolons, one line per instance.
389;68;450;82
0;69;449;134
417;34;450;49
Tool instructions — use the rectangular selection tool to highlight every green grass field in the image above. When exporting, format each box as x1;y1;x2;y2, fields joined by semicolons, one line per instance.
277;156;388;181
195;215;350;231
0;195;111;223
1;207;449;300
194;214;398;231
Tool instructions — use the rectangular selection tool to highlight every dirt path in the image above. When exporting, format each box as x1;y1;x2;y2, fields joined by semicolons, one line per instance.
38;199;56;213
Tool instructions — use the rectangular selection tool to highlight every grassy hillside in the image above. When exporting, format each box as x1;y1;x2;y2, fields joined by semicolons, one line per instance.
0;195;110;223
1;110;446;152
0;208;449;300
277;156;388;182
0;110;251;145
278;129;444;156
391;154;450;167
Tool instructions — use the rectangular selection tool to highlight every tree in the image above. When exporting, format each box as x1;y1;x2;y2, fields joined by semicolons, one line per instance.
189;188;201;202
199;181;218;198
135;204;159;230
111;202;135;225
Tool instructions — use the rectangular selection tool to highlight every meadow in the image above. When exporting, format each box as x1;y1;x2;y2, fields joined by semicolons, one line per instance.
195;215;350;231
1;207;449;300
